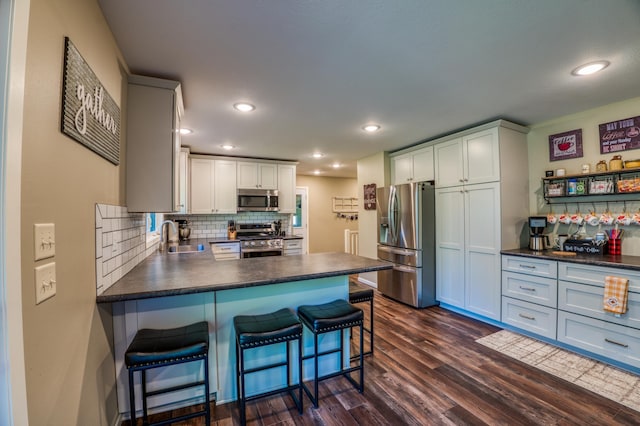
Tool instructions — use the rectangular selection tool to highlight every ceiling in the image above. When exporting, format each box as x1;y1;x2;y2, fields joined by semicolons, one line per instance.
98;0;640;178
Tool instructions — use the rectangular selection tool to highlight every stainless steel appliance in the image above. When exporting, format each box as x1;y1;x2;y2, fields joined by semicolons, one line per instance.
237;189;279;212
377;182;436;308
237;223;283;258
528;216;549;251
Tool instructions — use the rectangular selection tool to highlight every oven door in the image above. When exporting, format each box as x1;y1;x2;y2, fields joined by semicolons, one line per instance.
241;249;283;258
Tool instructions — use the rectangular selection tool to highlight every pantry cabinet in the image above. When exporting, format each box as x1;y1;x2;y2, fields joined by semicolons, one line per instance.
126;75;183;212
190;158;237;214
390;146;434;184
237;161;278;190
277;164;297;213
177;147;190;214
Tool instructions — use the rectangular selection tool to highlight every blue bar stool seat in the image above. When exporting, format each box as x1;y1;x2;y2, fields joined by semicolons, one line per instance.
297;299;364;408
234;308;303;425
125;321;210;426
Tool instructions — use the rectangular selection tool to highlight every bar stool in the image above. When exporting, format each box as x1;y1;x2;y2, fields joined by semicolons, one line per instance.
124;321;210;426
234;308;303;425
349;280;375;359
297;299;364;408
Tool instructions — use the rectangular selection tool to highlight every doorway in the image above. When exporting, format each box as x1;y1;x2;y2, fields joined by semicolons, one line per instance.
293;187;309;254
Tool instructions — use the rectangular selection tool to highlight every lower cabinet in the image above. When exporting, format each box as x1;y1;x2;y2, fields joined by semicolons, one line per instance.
211;242;240;260
283;238;303;256
501;254;640;370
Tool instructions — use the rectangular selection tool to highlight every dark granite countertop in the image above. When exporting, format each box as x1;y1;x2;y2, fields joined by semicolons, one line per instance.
501;248;640;271
96;252;391;303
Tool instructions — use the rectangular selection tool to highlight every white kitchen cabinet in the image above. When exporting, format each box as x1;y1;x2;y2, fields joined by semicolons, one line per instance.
211;242;240;260
177;147;190;214
126;75;183;212
434;128;499;188
283;238;303;256
237;161;278;190
277;164;297;213
390;146;434;185
190;158;237;214
436;182;501;320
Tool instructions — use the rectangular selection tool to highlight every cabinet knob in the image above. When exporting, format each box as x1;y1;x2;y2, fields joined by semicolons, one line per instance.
459;179;464;183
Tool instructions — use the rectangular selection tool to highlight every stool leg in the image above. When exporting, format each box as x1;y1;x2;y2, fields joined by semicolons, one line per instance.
141;369;148;424
204;353;211;425
313;332;319;408
369;298;374;356
237;341;247;426
359;322;364;393
297;335;303;413
128;369;136;426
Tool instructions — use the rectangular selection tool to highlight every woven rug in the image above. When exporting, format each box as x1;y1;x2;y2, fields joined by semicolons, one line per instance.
476;330;640;412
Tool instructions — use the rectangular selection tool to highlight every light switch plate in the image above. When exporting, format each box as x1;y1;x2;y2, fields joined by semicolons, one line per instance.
35;262;56;304
34;223;55;260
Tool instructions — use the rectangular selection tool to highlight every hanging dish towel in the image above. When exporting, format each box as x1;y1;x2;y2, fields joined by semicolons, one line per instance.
603;275;629;314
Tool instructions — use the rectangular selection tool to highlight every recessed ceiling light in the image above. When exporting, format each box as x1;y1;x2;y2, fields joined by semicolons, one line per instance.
179;128;193;135
312;152;324;159
313;170;321;175
332;163;341;168
362;124;381;133
571;60;610;76
233;102;255;112
221;144;235;150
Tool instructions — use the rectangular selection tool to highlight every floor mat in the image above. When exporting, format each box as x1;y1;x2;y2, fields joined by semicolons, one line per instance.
476;329;640;412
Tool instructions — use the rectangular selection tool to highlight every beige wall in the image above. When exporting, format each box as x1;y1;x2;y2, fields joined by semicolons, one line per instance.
20;0;127;423
527;96;640;255
296;175;358;253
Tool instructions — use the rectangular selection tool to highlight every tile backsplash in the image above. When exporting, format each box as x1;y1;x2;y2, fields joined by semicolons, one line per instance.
95;204;158;295
167;212;291;239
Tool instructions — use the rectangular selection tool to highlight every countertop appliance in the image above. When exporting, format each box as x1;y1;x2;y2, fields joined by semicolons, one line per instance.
528;216;549;251
237;223;283;258
237;189;279;212
377;182;437;308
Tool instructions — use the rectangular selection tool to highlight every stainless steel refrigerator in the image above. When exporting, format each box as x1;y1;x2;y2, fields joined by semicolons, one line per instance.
377;182;436;308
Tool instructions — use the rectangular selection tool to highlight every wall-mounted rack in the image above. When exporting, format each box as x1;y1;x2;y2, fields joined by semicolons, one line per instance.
542;167;640;203
332;196;358;213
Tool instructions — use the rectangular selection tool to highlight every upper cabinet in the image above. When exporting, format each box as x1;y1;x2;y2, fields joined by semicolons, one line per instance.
277;164;296;213
190;158;237;214
177;147;190;214
126;75;183;212
434;128;500;188
390;146;434;185
237;162;278;189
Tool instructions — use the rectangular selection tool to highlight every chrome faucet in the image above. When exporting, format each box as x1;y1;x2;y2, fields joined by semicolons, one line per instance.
159;220;177;252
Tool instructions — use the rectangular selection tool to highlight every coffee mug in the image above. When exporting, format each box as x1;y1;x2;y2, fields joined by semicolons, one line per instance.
554;234;569;250
600;213;615;225
547;213;558;224
584;213;600;226
633;212;640;225
570;213;584;225
558;213;572;225
616;213;633;226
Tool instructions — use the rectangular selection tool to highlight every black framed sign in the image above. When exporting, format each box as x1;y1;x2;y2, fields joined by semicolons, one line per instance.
61;37;120;165
364;183;376;210
548;128;583;161
599;115;640;154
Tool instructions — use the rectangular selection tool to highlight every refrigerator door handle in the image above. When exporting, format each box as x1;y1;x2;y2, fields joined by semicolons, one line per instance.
389;186;398;244
378;245;418;257
393;264;417;273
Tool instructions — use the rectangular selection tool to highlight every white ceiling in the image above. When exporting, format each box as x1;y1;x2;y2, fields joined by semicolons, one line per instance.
98;0;640;178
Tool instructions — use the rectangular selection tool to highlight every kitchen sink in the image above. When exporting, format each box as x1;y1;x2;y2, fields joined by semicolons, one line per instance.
167;244;206;254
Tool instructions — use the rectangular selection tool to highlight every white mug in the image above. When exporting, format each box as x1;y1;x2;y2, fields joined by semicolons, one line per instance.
554;234;569;250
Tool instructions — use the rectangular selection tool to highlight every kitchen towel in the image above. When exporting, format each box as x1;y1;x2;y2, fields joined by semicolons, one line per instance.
603;275;629;315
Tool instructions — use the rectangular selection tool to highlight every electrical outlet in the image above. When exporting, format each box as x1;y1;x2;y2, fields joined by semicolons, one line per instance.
34;223;55;260
35;262;56;304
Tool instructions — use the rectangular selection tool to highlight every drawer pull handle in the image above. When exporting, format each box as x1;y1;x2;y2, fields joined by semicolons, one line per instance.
604;338;629;348
518;313;535;320
519;286;536;292
519;264;536;269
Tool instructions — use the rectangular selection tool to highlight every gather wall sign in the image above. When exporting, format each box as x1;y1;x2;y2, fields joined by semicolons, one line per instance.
61;37;120;165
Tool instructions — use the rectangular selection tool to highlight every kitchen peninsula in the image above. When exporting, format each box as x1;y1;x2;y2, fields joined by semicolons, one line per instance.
97;251;391;417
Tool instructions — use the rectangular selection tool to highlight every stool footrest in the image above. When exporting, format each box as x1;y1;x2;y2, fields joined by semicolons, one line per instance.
244;383;301;403
243;360;288;375
145;379;207;398
148;408;209;426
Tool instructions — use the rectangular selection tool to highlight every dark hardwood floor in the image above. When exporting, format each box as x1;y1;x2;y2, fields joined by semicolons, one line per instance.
126;291;640;425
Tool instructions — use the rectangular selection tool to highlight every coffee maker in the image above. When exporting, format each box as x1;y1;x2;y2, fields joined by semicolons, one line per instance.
529;216;549;251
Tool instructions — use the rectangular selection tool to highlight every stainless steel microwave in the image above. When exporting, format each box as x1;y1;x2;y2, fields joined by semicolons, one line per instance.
237;189;279;212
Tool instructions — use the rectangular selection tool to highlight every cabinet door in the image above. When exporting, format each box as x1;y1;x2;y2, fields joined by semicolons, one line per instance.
278;164;296;213
259;163;278;189
465;182;501;320
434;138;463;188
213;160;237;214
178;148;189;213
190;159;214;213
411;146;434;182
237;162;258;189
435;187;465;308
464;128;500;185
391;153;413;184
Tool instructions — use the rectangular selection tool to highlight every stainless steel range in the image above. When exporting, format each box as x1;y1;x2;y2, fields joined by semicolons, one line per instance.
237;223;283;258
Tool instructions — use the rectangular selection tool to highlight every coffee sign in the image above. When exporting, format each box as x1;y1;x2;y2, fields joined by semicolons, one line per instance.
599;115;640;154
548;128;583;161
61;37;120;165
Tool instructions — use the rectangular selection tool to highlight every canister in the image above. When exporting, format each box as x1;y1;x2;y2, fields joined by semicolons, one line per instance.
596;160;607;172
610;155;623;171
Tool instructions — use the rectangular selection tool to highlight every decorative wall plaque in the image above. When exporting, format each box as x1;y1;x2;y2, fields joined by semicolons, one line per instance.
364;183;377;210
548;128;583;161
599;115;640;154
61;37;120;165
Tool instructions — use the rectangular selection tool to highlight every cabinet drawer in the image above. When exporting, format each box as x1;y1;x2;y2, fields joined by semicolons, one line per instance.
211;242;240;260
558;262;640;293
502;271;557;308
557;311;640;369
559;280;640;330
284;239;302;249
502;255;557;279
501;297;557;340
